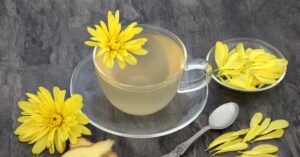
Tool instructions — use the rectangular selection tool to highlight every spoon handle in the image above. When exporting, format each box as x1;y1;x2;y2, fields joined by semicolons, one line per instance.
161;125;211;157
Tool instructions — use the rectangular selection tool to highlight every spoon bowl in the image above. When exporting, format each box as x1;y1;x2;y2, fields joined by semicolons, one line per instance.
162;102;239;157
209;102;239;129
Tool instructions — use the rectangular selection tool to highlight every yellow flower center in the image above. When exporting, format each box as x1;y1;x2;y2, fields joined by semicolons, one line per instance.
50;113;63;126
108;39;121;51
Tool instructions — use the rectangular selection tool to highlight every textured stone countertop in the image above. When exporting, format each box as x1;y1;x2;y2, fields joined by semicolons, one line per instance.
0;0;299;157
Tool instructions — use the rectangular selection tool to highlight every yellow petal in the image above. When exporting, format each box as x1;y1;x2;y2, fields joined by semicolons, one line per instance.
253;52;277;62
96;48;107;57
114;10;120;23
54;133;65;153
61;141;66;153
18;101;37;114
16;122;48;141
206;133;239;150
122;38;147;50
65;94;83;113
250;112;263;129
38;86;54;103
105;56;115;68
257;118;271;134
223;43;229;56
236;42;245;57
87;26;108;43
71;126;82;137
47;128;56;145
32;135;48;154
80;125;92;135
48;143;55;154
272;58;288;66
119;50;129;57
212;142;248;156
243;113;264;142
243;128;258;142
253;129;284;142
261;120;289;135
245;48;253;55
224;76;255;90
116;53;124;61
84;41;99;47
219;69;241;76
87;27;101;38
123;22;138;32
254;71;284;79
17;116;31;122
26;93;42;104
69;131;78;144
117;59;126;69
53;87;66;104
77;113;90;124
100;21;109;37
211;138;242;152
129;48;148;55
222;52;245;70
107;11;114;33
240;154;278;157
254;76;276;84
30;127;50;144
125;53;137;65
242;144;278;155
243;118;270;142
207;128;249;150
58;125;69;141
233;129;250;135
89;37;99;41
94;25;109;42
248;49;265;60
102;52;110;64
118;22;142;42
107;10;121;38
215;41;228;68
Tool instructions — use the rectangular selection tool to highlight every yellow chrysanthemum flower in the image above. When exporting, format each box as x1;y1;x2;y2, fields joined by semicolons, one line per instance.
14;87;91;154
85;10;148;69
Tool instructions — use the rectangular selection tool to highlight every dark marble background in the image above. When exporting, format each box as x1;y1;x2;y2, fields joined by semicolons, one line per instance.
0;0;299;157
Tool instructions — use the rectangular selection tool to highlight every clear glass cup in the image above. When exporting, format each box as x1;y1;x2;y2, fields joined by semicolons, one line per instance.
93;24;212;115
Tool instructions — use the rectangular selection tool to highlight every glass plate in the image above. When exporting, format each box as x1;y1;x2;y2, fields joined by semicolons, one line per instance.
70;54;208;138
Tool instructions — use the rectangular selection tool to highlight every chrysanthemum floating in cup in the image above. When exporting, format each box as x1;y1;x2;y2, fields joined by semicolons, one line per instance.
85;10;148;69
14;87;91;154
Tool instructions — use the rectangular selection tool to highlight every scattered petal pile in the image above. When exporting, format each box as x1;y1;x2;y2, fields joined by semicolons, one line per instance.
85;10;148;69
243;112;289;143
214;41;288;90
14;87;91;154
206;112;289;156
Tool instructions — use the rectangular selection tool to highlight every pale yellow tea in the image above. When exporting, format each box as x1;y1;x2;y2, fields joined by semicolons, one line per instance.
95;30;184;115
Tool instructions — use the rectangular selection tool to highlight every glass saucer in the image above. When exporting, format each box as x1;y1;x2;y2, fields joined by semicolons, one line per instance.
70;54;208;138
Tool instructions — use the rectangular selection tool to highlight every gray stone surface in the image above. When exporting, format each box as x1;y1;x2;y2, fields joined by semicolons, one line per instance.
0;0;299;156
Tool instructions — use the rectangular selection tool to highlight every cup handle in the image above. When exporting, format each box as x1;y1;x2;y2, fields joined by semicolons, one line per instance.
177;58;212;93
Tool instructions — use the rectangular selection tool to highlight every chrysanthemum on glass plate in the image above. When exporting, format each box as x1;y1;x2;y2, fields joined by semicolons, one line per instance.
14;86;91;154
85;10;148;69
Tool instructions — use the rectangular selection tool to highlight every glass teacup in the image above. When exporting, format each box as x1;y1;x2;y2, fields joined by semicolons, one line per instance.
93;24;212;115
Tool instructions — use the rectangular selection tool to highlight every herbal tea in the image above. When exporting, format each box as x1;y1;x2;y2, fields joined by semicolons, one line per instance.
95;30;185;115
